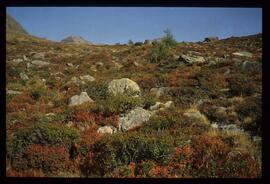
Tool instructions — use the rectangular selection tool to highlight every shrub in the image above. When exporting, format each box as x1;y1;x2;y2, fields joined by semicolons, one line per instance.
235;97;261;135
9;123;80;160
13;144;72;174
162;28;177;48
228;74;257;96
86;82;108;101
81;133;175;176
30;90;41;101
98;94;143;115
150;42;170;63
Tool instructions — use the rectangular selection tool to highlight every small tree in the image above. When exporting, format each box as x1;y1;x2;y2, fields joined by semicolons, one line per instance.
128;40;134;45
162;28;177;47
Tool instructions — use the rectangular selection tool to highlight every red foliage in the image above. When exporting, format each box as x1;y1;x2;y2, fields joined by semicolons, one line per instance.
6;169;45;177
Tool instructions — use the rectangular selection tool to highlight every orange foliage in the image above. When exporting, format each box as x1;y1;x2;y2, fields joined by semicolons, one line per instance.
6;169;45;177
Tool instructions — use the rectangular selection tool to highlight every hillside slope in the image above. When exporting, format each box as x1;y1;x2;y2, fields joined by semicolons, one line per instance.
6;31;262;178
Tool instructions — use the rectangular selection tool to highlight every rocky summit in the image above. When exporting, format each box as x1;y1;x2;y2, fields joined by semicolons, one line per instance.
6;13;262;178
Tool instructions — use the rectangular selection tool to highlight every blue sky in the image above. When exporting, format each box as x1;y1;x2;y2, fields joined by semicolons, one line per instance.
7;7;262;44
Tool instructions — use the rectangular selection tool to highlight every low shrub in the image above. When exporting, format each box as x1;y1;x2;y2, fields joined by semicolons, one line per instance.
9;123;80;161
13;144;72;174
81;133;175;176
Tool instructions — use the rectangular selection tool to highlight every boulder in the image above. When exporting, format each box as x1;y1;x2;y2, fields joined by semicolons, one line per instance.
164;101;174;109
178;54;205;65
108;78;141;96
31;60;50;67
97;126;117;134
232;51;253;58
69;92;94;106
150;102;163;111
119;107;153;131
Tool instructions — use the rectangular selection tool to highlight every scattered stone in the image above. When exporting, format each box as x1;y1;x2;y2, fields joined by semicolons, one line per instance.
6;89;22;95
96;62;104;67
211;123;219;129
26;62;34;68
79;75;95;82
150;102;163;111
66;121;74;128
108;78;141;96
97;126;117;134
164;101;174;109
178;54;205;65
220;124;243;132
31;60;50;67
32;52;45;60
232;51;253;58
19;72;29;80
119;107;153;131
23;55;28;61
11;58;23;64
69;92;94;106
90;65;97;72
133;61;140;67
67;63;74;67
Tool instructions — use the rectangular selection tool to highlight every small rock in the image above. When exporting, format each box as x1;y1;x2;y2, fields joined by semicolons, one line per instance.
6;89;22;95
69;92;94;106
211;123;219;129
23;55;28;61
184;108;209;125
79;75;95;82
66;121;74;128
11;58;23;64
31;60;50;67
232;51;253;58
26;62;34;68
150;102;163;111
97;126;117;134
32;52;45;60
164;101;174;109
19;72;29;80
67;63;74;67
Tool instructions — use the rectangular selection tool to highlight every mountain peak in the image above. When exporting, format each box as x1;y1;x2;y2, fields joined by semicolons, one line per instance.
6;13;29;35
60;35;92;44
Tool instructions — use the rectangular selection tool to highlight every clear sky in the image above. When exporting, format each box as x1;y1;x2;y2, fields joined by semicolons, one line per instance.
6;7;262;44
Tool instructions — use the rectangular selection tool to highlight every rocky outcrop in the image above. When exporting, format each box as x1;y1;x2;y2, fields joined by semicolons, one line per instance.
6;13;28;35
232;51;253;58
203;37;219;42
178;54;206;65
61;35;92;44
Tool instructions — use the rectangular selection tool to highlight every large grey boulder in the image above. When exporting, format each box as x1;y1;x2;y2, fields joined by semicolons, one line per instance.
108;78;141;96
232;51;253;58
178;54;205;65
119;107;153;131
97;126;117;134
69;92;94;106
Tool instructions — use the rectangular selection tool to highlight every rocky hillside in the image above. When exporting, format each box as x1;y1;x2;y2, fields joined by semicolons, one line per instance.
60;35;92;44
6;13;28;35
6;29;262;178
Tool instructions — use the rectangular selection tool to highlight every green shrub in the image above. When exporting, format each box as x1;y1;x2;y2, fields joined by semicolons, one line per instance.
81;133;175;176
86;82;108;101
9;123;80;160
30;90;41;101
162;28;177;48
98;94;143;115
150;42;170;63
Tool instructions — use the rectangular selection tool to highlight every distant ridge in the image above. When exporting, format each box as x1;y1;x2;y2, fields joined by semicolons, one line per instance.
60;35;93;44
6;13;28;35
